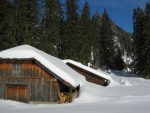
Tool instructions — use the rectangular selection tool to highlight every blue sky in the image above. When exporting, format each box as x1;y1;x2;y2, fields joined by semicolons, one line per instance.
78;0;150;32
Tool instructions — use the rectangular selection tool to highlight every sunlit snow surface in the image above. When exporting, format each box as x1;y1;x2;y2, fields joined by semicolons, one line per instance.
1;70;150;113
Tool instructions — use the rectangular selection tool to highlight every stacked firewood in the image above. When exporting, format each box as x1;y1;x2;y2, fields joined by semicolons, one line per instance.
58;92;71;103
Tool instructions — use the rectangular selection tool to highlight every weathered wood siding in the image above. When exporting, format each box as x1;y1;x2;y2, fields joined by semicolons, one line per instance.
0;60;59;102
7;85;28;102
66;63;108;86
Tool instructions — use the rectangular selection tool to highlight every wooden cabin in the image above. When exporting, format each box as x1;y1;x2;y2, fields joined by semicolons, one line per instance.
0;45;81;103
63;60;110;86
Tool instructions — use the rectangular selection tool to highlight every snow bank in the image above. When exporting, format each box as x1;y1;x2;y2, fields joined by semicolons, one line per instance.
74;82;110;103
0;45;86;87
109;71;132;86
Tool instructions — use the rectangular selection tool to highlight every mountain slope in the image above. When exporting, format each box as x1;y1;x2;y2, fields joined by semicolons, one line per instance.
113;24;132;55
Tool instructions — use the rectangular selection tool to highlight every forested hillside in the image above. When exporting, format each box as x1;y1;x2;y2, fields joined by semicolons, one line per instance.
0;0;133;72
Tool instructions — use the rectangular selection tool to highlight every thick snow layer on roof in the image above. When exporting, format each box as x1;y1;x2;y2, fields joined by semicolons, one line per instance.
63;59;110;80
0;45;85;87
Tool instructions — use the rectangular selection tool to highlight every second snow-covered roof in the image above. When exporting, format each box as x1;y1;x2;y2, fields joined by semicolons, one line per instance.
0;45;84;87
63;59;110;80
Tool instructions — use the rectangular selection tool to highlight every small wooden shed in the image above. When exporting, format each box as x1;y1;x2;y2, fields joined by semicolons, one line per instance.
63;60;110;86
0;45;81;103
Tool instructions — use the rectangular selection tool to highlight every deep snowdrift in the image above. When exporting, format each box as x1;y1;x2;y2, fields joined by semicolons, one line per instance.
0;70;150;113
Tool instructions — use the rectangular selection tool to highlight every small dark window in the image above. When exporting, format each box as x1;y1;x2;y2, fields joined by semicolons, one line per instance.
12;64;21;76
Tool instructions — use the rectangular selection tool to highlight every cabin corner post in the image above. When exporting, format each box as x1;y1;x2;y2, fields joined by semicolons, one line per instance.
69;87;73;103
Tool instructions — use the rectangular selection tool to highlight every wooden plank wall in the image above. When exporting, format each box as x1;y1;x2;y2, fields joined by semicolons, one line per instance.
7;85;28;102
0;62;59;102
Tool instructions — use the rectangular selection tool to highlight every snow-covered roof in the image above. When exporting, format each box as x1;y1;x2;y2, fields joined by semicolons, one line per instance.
63;59;110;80
0;45;84;87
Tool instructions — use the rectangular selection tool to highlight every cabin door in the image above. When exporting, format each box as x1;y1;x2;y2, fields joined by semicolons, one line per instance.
7;85;28;102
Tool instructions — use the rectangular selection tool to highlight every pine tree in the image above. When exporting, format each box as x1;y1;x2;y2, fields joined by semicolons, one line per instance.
114;49;124;71
61;0;79;59
0;0;14;50
12;0;39;46
91;12;101;68
99;10;115;69
143;3;150;78
58;1;65;58
40;0;61;57
13;0;28;45
133;7;145;76
24;0;39;45
80;0;91;65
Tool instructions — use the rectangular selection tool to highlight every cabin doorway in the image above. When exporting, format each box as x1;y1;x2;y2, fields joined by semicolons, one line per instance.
6;84;28;102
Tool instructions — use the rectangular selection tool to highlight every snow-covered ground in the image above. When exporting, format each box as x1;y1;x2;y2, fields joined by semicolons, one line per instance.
1;70;150;113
